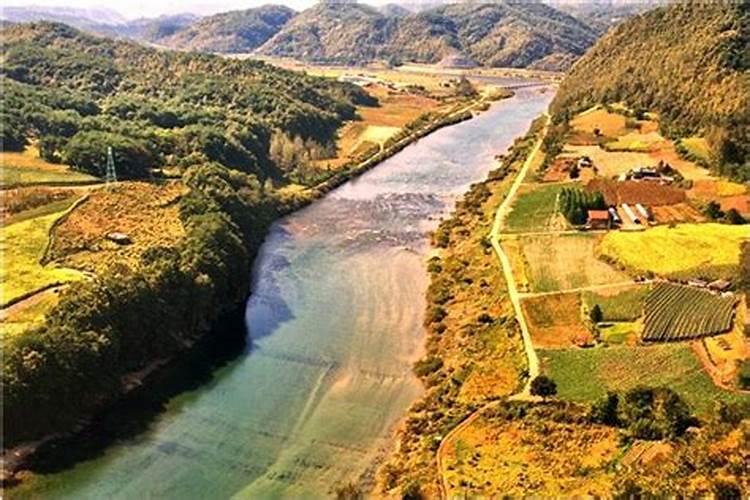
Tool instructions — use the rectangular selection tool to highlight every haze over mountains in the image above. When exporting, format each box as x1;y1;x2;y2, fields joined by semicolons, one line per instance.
0;1;640;71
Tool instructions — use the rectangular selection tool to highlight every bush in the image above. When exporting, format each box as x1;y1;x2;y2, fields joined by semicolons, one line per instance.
414;356;443;377
530;375;557;398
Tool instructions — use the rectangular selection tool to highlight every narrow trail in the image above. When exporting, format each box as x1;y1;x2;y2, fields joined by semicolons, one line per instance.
436;115;547;499
518;280;651;298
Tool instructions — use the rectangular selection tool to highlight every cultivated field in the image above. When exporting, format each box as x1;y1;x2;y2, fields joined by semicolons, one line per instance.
519;233;630;292
522;293;591;348
650;203;705;224
504;182;572;232
0;204;84;307
570;107;630;138
562;145;652;178
540;344;749;415
598;223;747;280
0;147;98;187
643;283;736;341
582;284;650;322
586;178;686;206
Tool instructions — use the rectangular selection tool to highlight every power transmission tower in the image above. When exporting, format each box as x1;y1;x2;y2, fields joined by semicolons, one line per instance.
105;146;117;189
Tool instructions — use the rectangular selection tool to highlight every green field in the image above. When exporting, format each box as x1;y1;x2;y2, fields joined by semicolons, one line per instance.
504;183;572;233
0;207;84;307
539;344;749;415
582;285;650;322
1;165;98;187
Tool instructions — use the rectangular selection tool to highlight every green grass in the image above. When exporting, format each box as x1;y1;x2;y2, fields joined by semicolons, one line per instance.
1;165;98;187
504;183;572;233
598;322;638;344
540;344;749;415
582;285;650;322
0;207;84;307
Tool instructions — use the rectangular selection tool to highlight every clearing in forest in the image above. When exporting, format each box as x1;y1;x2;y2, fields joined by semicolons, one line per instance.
598;223;747;281
49;181;186;273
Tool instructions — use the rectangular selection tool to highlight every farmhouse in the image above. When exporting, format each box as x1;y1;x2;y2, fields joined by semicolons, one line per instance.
587;210;611;229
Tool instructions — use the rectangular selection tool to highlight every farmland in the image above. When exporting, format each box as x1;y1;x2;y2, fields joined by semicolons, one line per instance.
598;223;747;280
517;233;630;292
0;147;99;188
642;283;736;341
0;204;84;308
539;344;749;415
586;178;686;206
504;182;571;232
522;293;591;348
582;284;650;322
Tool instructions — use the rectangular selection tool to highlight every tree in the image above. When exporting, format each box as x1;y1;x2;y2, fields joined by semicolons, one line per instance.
530;375;557;398
589;304;603;323
590;392;620;425
455;76;477;98
703;200;724;220
723;208;746;225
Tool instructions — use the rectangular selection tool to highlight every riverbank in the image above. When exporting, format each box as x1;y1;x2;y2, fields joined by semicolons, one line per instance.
1;92;494;487
378;117;547;498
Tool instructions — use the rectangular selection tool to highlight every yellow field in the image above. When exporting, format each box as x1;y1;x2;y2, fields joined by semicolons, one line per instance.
561;144;653;177
0;208;84;307
1;146;98;187
681;136;711;161
605;131;663;152
442;411;618;497
598;223;748;279
570;107;629;137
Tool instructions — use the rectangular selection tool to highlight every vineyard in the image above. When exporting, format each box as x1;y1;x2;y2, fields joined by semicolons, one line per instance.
643;283;736;341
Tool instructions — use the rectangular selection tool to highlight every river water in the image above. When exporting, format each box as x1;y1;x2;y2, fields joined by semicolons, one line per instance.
13;85;551;499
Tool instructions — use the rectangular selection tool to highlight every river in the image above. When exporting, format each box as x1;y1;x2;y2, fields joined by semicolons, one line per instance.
12;85;552;499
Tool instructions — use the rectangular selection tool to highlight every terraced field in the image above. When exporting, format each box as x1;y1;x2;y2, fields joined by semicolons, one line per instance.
643;283;736;341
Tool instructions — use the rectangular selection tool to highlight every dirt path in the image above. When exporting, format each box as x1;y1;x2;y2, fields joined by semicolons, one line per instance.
518;280;651;299
436;116;548;499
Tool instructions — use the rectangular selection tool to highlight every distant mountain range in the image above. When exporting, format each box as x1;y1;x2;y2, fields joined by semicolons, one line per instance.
1;1;652;71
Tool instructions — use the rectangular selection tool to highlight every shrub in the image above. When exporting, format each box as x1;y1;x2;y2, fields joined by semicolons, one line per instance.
530;375;557;398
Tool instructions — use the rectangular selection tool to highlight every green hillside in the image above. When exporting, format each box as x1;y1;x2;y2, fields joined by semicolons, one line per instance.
159;5;296;53
551;3;750;180
256;1;598;70
0;21;375;182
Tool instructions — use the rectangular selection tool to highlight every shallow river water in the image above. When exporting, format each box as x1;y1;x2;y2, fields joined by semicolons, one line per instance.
15;85;552;499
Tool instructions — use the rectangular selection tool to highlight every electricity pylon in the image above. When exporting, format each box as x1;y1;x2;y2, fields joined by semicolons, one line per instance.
105;146;117;189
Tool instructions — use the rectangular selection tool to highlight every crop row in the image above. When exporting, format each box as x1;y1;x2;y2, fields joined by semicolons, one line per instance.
643;283;736;341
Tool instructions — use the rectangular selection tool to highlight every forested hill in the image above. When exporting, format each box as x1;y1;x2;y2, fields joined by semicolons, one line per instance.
0;21;375;181
255;1;598;71
551;3;750;180
158;5;296;53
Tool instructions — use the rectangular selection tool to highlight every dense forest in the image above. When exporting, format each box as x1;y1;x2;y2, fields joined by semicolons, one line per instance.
1;22;376;446
551;3;750;181
257;1;597;70
0;22;375;182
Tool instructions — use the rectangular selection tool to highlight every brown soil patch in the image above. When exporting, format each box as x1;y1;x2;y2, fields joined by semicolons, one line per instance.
522;293;592;348
49;181;186;273
586;178;686;206
651;203;705;224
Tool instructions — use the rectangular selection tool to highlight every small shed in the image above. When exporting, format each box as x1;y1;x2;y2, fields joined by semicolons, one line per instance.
708;279;731;292
587;210;611;229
